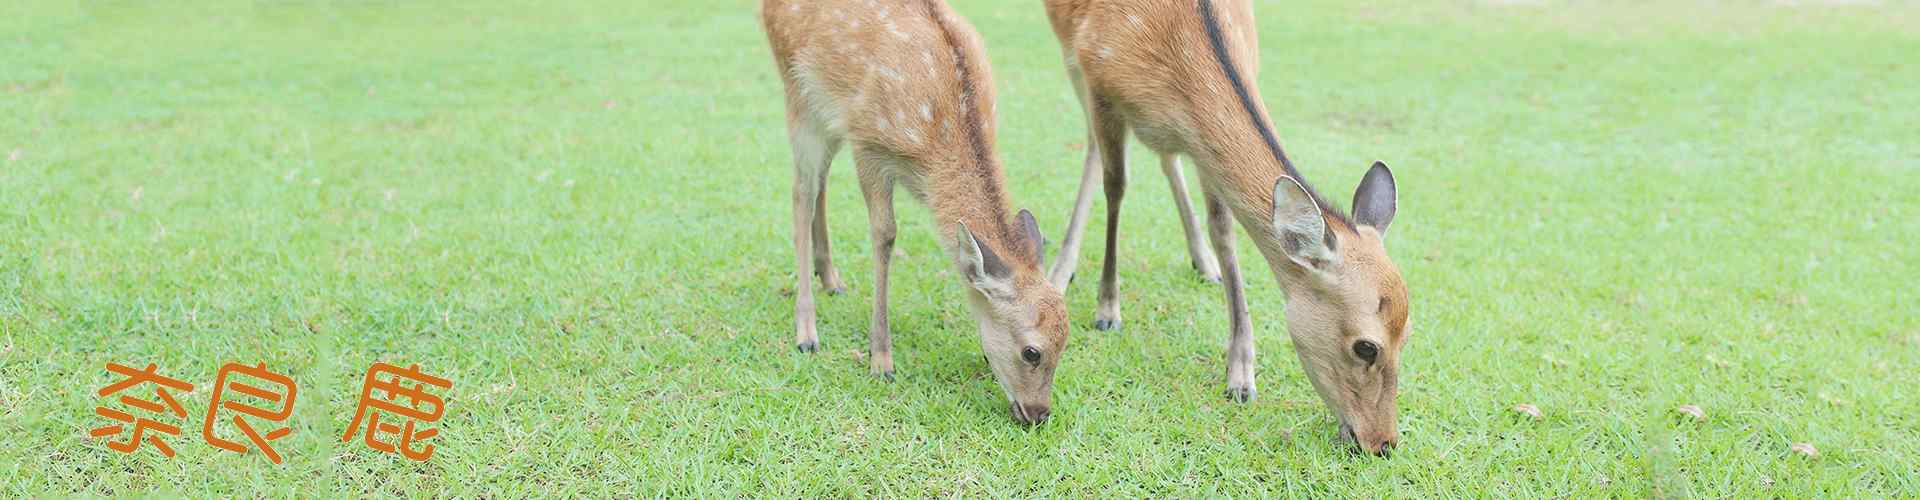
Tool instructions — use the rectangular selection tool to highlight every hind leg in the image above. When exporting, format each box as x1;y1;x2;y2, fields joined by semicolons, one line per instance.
812;161;847;295
1049;65;1100;291
787;118;840;353
1160;154;1219;283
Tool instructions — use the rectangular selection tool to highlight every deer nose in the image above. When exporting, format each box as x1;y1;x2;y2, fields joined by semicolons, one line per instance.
1340;423;1396;457
1358;435;1396;457
1011;402;1051;425
1370;438;1397;458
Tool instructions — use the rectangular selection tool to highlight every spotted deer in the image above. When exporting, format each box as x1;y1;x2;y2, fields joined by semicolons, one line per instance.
1043;0;1411;454
761;0;1070;424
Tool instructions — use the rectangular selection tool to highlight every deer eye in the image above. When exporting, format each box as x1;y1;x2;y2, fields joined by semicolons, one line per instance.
1353;340;1380;363
1021;346;1042;365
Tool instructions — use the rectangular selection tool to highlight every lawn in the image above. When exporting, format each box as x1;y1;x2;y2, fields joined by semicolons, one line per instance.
3;0;1917;496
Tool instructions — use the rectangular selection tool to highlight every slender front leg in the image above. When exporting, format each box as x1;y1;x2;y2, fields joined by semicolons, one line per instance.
1092;100;1129;331
1206;190;1255;401
857;162;897;380
812;169;847;295
1160;154;1219;283
1048;65;1099;291
787;121;838;353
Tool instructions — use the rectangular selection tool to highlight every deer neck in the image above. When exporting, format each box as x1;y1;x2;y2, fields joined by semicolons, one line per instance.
1178;0;1350;291
917;154;1018;260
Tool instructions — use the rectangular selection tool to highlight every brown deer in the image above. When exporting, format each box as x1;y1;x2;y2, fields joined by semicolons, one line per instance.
761;0;1070;425
1043;0;1411;454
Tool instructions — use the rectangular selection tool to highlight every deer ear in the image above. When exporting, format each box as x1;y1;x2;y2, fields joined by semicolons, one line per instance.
957;224;1015;297
1352;161;1397;236
1016;209;1044;264
1272;176;1339;272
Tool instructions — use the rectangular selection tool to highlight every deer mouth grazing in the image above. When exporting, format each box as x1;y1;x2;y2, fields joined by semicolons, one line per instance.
1338;421;1395;457
1010;400;1051;426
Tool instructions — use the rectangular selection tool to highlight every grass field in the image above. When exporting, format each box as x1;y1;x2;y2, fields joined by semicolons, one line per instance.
4;0;1918;496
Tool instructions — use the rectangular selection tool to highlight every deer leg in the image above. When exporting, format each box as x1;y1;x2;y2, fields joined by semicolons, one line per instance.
857;159;897;380
1092;101;1129;331
812;163;846;295
1160;154;1220;283
1206;189;1255;402
1049;65;1100;291
787;120;838;353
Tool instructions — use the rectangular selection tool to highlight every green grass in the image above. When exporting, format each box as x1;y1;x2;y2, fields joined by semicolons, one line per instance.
3;0;1917;496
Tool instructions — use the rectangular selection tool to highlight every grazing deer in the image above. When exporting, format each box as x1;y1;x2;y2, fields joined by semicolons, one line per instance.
1043;0;1411;454
761;0;1070;424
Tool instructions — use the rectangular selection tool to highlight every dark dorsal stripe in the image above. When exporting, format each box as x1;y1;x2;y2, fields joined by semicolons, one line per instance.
920;0;1024;260
1195;0;1349;227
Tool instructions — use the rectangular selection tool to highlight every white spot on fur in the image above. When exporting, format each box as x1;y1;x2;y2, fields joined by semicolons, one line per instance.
918;104;932;122
1128;14;1142;27
875;64;904;82
885;20;909;41
1098;46;1114;60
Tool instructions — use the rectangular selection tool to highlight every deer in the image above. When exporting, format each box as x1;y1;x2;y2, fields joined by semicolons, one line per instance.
760;0;1071;425
1042;0;1411;454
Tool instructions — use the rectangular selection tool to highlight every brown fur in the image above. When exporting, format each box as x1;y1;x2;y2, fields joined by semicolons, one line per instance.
762;0;1070;425
1044;0;1412;453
